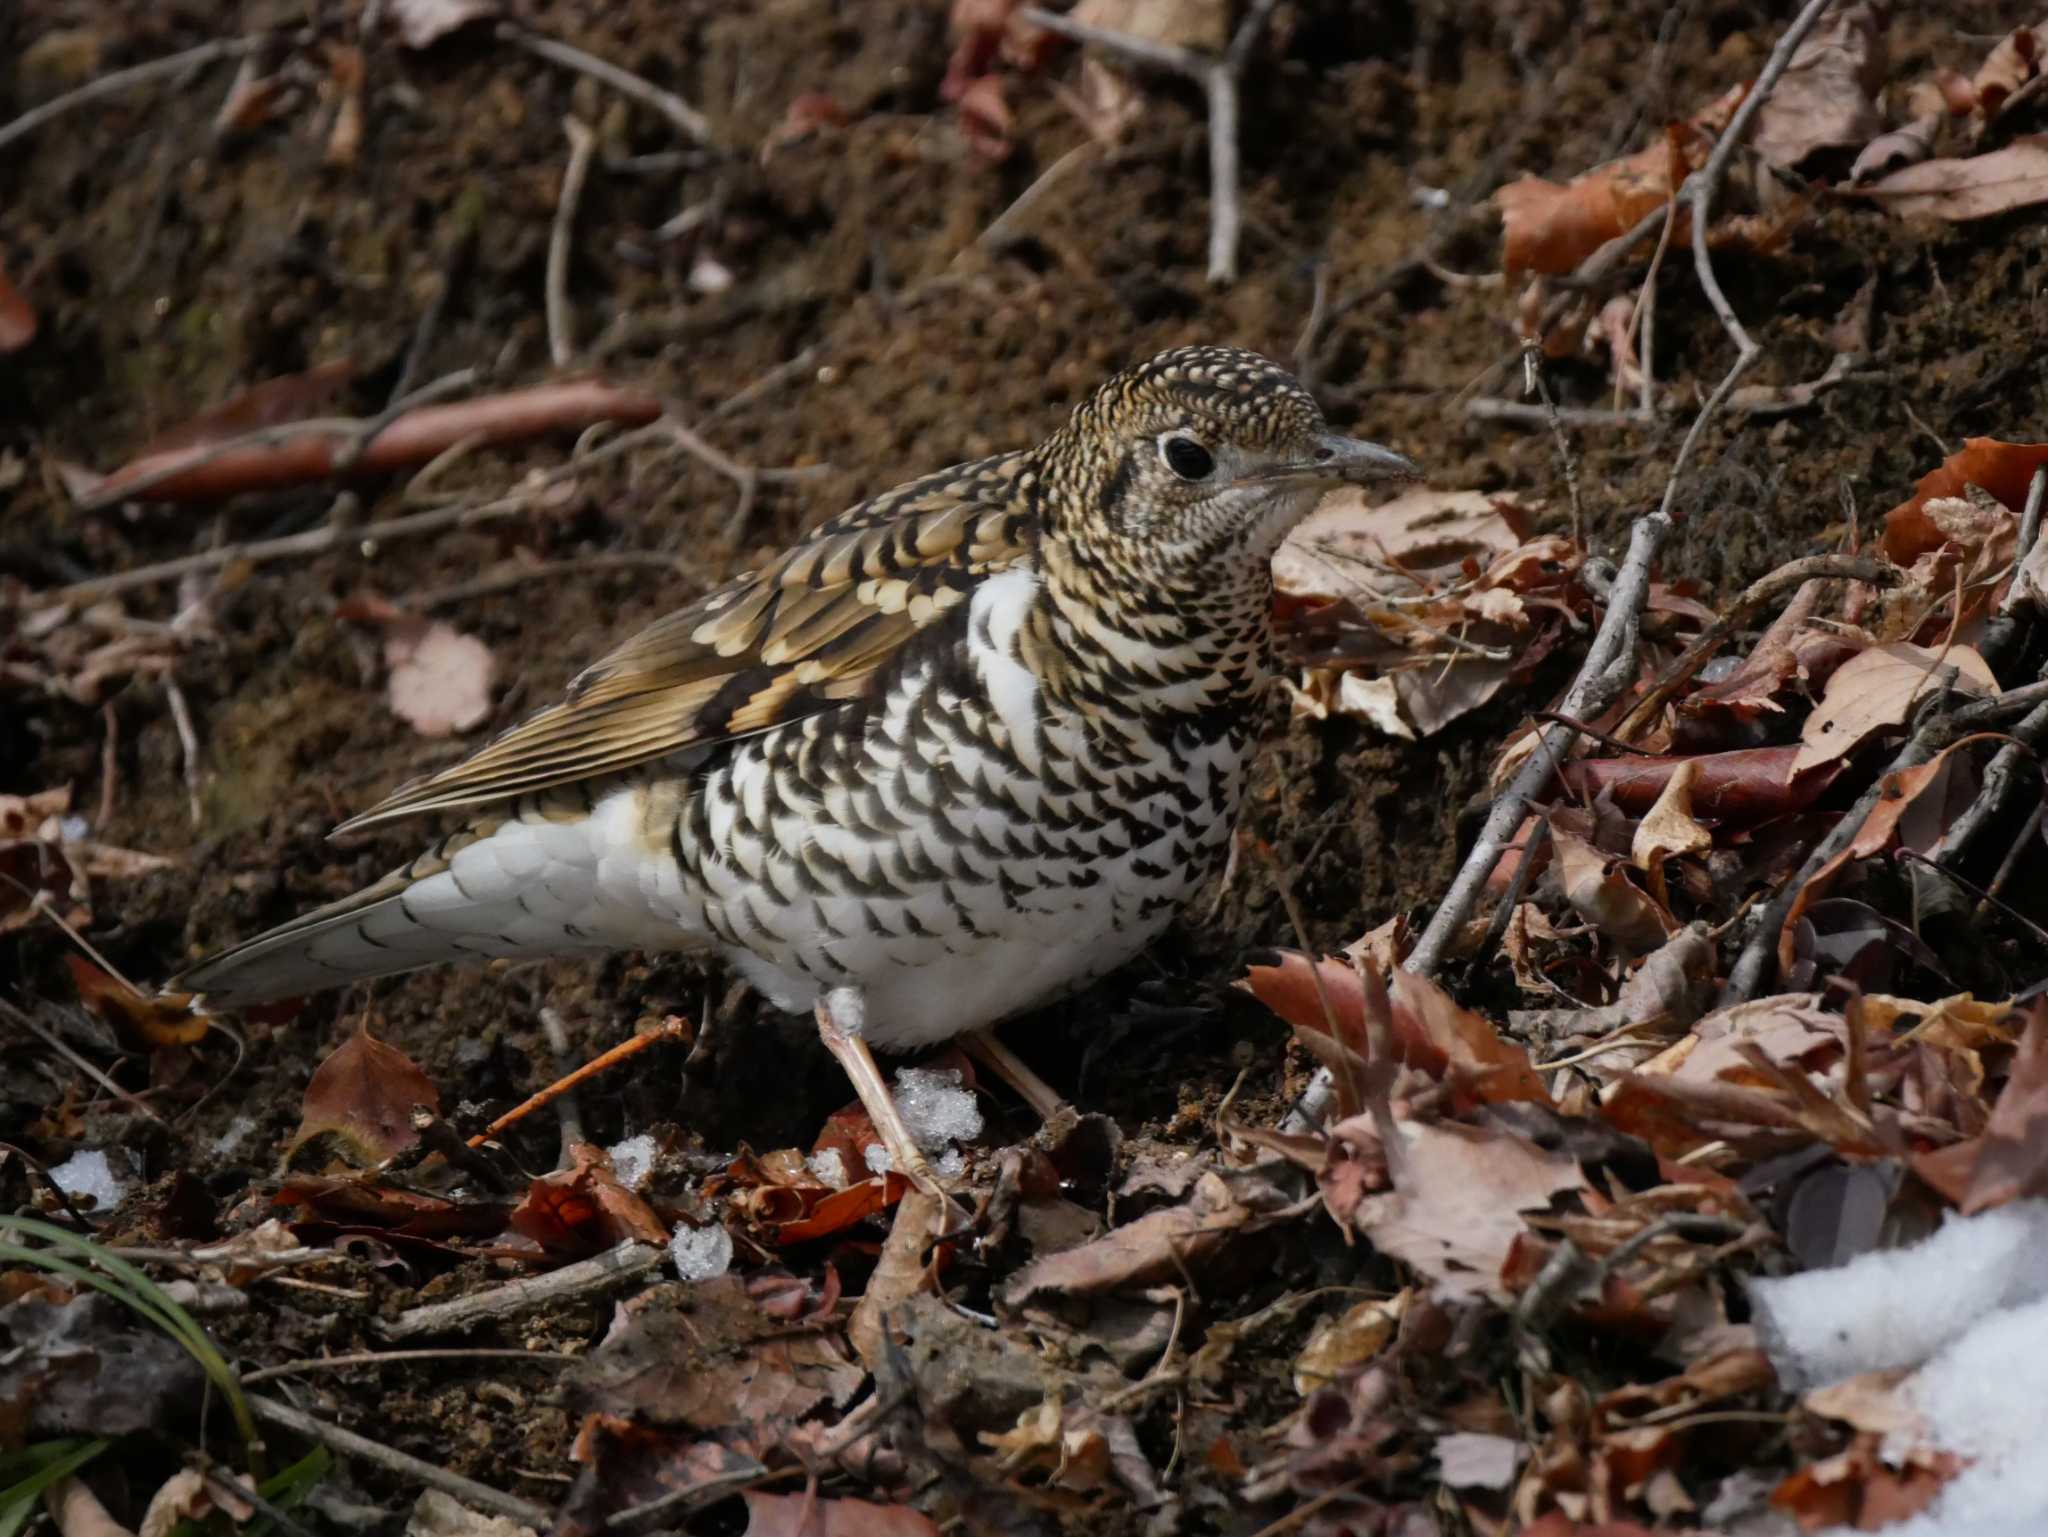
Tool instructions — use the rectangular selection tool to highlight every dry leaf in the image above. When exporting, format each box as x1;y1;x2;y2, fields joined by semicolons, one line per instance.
1294;1292;1408;1393
1629;759;1711;909
1497;84;1742;276
384;618;497;736
1862;135;2048;221
1751;1;1886;173
1852;115;1939;184
67;956;206;1049
740;1493;939;1537
1348;1120;1587;1303
0;264;37;354
512;1142;671;1254
1793;642;1996;774
1885;438;2048;562
286;1029;442;1165
1553;827;1676;951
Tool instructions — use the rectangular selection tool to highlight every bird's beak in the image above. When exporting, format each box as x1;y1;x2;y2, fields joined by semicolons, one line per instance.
1247;434;1424;488
1303;433;1424;485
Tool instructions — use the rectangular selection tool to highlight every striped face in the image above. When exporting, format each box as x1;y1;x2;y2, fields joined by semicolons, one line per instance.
1045;346;1339;566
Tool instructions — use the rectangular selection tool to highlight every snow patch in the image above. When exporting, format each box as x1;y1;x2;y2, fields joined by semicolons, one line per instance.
607;1134;656;1192
806;1148;848;1189
48;1148;126;1210
894;1066;982;1151
1751;1200;2048;1390
670;1222;733;1281
1750;1201;2048;1537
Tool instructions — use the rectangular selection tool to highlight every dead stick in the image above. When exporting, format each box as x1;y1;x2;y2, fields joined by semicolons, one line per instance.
548;117;599;369
378;1239;664;1342
0;37;262;154
497;23;713;145
1022;0;1278;283
1655;0;1841;525
467;1016;690;1149
248;1393;551;1526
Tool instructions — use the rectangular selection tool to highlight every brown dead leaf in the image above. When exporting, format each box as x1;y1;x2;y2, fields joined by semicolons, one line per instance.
1348;1119;1587;1303
67;956;206;1049
1000;1169;1252;1310
740;1493;938;1537
1971;22;2042;118
572;1273;863;1440
1751;1;1886;173
0;264;37;354
1793;642;1996;775
1275;487;1530;601
512;1143;671;1255
1958;1004;2048;1214
1861;134;2048;221
1294;1292;1409;1393
1563;747;1837;822
1497;84;1742;276
848;1188;944;1370
1629;760;1711;909
1852;115;1940;184
1885;438;2048;562
286;1029;441;1166
1553;827;1676;951
384;618;497;736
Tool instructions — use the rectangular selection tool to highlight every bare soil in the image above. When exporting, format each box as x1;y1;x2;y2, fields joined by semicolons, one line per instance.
5;0;2046;1529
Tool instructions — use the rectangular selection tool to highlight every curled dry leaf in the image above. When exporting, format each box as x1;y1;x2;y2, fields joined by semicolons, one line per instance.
512;1142;671;1254
286;1028;442;1166
1629;759;1712;910
1885;437;2048;562
1751;0;1887;173
1971;21;2042;118
67;955;206;1049
1552;826;1676;952
1793;642;1996;775
1860;135;2048;222
384;618;497;737
1563;747;1838;822
1852;115;1939;185
1496;83;1742;276
1294;1291;1408;1393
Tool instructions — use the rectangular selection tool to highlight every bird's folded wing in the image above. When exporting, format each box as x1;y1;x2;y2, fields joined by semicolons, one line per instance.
333;458;1037;834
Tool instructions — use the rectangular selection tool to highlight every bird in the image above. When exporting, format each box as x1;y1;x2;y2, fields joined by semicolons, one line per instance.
169;345;1419;1198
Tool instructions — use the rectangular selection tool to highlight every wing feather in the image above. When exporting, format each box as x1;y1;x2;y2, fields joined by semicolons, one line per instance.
332;454;1038;835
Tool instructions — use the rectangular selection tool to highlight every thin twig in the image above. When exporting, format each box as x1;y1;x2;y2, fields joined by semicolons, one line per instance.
1655;0;1841;525
0;37;262;154
1612;553;1893;742
163;677;205;826
1466;399;1656;429
1522;342;1586;549
53;419;672;604
973;140;1101;253
549;117;600;369
497;23;713;145
1722;679;2048;1003
1022;0;1278;283
0;995;169;1127
249;1393;551;1527
537;1005;587;1165
702;345;823;426
467;1017;690;1149
1286;515;1670;1131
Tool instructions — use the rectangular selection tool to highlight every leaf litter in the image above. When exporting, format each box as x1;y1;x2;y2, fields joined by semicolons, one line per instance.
9;3;2048;1535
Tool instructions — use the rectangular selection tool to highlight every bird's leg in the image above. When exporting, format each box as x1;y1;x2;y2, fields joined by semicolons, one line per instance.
961;1029;1070;1122
814;987;952;1205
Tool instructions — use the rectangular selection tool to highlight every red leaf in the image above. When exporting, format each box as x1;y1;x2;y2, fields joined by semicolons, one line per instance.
286;1029;441;1166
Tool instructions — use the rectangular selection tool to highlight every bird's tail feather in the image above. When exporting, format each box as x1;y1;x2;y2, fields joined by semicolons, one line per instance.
167;792;681;1008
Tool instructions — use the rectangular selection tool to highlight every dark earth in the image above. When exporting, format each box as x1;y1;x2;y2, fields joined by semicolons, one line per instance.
5;0;2046;1530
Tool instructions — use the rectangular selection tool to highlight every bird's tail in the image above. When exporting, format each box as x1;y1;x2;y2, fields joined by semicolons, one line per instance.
168;787;687;1008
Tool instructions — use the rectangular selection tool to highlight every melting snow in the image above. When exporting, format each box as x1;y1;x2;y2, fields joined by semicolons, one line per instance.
670;1221;733;1281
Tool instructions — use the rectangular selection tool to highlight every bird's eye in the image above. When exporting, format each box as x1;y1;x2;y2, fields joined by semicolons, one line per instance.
1160;434;1215;482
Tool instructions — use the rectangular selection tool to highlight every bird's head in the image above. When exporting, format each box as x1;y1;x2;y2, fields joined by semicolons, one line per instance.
1041;345;1420;575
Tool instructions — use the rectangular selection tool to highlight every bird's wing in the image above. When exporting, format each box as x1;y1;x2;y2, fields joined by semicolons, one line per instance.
333;454;1039;834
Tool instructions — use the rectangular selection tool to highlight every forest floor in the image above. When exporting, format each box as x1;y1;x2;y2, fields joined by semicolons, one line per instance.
6;2;2048;1535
